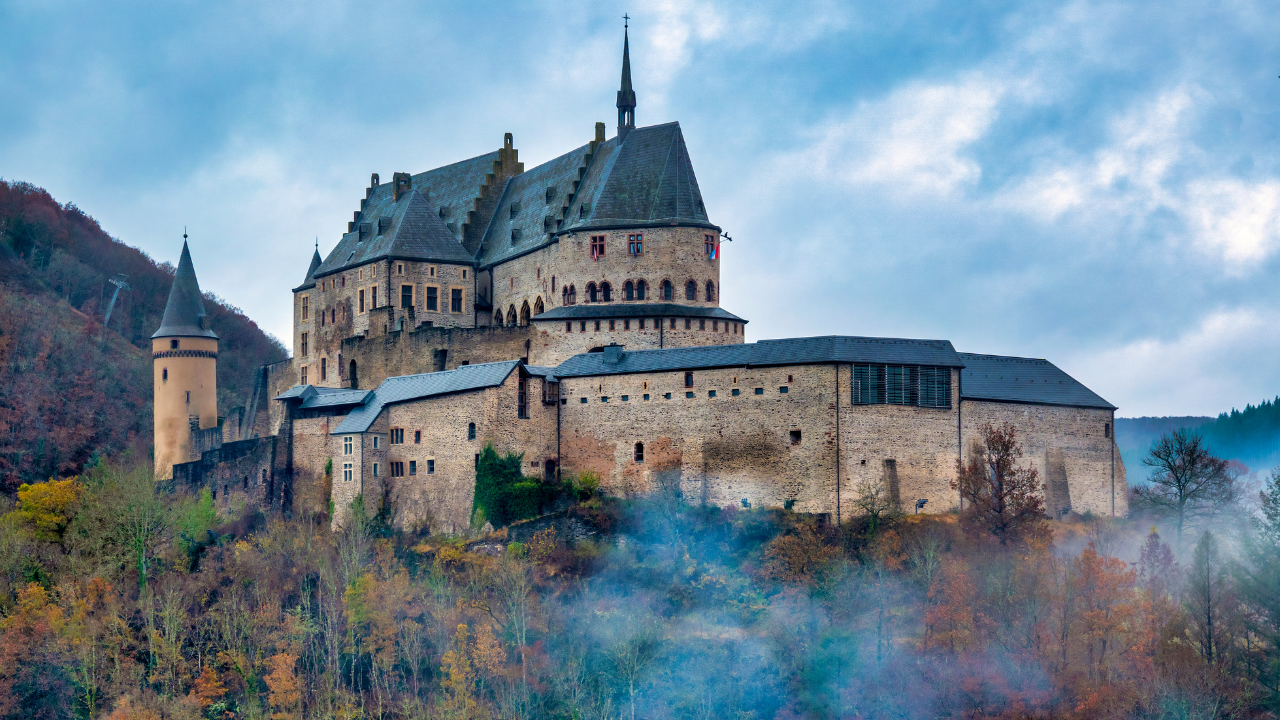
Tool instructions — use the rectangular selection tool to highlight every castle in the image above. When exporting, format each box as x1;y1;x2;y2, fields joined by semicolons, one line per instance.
158;29;1128;529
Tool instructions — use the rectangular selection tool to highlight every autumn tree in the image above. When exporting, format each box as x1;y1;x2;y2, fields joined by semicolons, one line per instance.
952;422;1047;545
1135;429;1234;547
1234;468;1280;710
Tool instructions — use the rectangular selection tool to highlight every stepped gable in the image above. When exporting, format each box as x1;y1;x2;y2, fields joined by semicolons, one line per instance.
957;353;1115;409
315;151;499;278
562;122;712;231
314;187;475;278
153;241;217;339
554;335;962;378
333;360;521;434
476;139;597;267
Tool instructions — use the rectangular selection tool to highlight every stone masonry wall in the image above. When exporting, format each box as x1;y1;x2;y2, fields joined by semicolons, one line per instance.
340;325;536;391
170;436;282;516
531;317;745;366
961;400;1127;518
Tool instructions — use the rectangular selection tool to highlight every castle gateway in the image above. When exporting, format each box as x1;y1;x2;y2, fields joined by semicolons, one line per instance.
162;28;1127;529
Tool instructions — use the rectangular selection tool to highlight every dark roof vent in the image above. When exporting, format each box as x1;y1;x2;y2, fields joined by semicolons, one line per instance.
510;201;521;217
545;186;557;203
579;203;591;218
603;343;624;364
358;223;371;241
447;222;457;234
543;216;556;232
510;228;522;243
377;217;392;235
438;206;450;218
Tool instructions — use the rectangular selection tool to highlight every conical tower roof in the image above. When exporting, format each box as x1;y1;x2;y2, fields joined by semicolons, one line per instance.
297;247;322;290
152;240;217;339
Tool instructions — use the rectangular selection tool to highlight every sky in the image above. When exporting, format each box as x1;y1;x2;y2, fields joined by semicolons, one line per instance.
2;0;1279;418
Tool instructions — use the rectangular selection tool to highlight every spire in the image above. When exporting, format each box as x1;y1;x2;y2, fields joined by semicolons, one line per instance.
617;17;636;142
304;245;322;285
152;234;217;339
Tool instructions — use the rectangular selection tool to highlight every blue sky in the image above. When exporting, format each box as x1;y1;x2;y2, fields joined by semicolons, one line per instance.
3;0;1279;417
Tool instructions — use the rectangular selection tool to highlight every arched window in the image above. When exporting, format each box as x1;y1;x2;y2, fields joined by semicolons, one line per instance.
586;283;598;303
601;282;612;302
534;297;544;316
520;301;531;326
624;280;635;301
468;422;476;440
705;281;715;302
348;360;358;389
634;442;644;462
562;286;569;306
661;280;673;300
507;306;517;325
494;310;504;326
636;280;647;300
568;285;576;304
685;281;697;301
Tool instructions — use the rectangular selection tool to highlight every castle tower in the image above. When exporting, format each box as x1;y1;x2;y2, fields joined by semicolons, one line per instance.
152;238;218;480
616;22;636;141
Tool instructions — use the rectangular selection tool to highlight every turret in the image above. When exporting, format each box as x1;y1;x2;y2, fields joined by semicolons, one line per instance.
152;237;218;480
616;21;636;142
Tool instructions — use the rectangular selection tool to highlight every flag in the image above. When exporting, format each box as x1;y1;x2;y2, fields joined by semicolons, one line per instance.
709;239;719;260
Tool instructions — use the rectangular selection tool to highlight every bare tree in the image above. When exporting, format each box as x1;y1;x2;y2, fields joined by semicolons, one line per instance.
1136;429;1234;548
851;479;901;537
952;422;1047;545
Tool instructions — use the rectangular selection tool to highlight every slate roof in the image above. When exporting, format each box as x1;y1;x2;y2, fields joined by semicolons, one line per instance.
332;361;520;434
273;385;373;409
476;122;714;268
957;353;1116;410
533;303;745;322
295;249;322;292
553;335;963;378
153;241;217;339
315;151;500;278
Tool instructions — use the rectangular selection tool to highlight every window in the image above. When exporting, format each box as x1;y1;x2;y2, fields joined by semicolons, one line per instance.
301;295;309;320
344;436;353;455
628;233;643;255
321;357;327;381
639;319;646;329
621;395;629;401
852;364;951;409
580;321;586;331
429;265;436;277
581;397;587;403
401;285;413;308
417;284;434;312
686;391;694;399
566;321;572;332
371;286;377;308
468;422;476;440
409;460;417;475
634;442;644;462
790;430;802;445
397;263;404;275
359;289;365;313
713;321;719;331
685;372;694;388
754;388;763;395
661;280;673;300
427;459;436;474
624;320;630;330
372;463;379;477
414;430;421;444
390;461;404;477
451;288;463;313
780;386;789;394
685;319;691;330
609;320;615;330
732;388;740;396
636;280;647;300
708;390;716;398
591;235;605;259
300;333;309;356
390;428;404;444
300;367;307;385
699;319;705;330
586;283;598;303
594;320;601;331
373;436;380;449
664;392;671;399
1104;422;1112;439
705;281;715;302
601;396;609;403
462;269;467;279
170;339;179;349
518;377;528;419
343;463;352;482
685;281;697;300
643;394;650;400
624;281;634;300
162;368;167;381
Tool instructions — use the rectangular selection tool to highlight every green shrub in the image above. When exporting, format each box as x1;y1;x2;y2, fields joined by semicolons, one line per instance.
472;444;563;528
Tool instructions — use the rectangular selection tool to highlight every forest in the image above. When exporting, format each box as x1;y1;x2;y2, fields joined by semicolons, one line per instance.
1118;399;1280;482
1;422;1278;720
0;180;287;488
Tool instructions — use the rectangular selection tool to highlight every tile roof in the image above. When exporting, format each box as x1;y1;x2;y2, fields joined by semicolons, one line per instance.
332;361;520;434
553;335;963;378
533;302;745;322
957;353;1116;410
315;151;499;278
153;241;218;339
475;122;714;269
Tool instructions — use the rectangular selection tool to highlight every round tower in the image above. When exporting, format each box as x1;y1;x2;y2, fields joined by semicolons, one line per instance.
152;238;218;480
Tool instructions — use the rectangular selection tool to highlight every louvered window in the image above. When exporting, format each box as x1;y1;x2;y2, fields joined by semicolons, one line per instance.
852;365;950;409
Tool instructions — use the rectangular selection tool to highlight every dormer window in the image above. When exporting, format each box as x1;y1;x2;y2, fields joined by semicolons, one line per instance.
511;228;522;244
545;186;557;203
439;206;450;218
377;217;392;235
358;223;371;241
510;201;521;217
579;203;591;218
544;216;555;232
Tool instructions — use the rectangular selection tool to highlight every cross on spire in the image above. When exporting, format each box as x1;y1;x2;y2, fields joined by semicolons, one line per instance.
623;13;629;28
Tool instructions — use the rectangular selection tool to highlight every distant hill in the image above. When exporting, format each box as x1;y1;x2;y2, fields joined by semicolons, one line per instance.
1118;401;1280;481
0;180;286;489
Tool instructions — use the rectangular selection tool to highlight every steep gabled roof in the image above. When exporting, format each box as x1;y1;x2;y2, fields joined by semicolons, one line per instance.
476;141;593;267
333;361;521;434
295;248;323;292
315;151;499;278
553;336;963;378
957;353;1116;410
153;241;217;339
314;188;475;278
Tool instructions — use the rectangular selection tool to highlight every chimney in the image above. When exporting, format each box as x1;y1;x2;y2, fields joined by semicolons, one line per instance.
392;172;411;202
603;343;624;365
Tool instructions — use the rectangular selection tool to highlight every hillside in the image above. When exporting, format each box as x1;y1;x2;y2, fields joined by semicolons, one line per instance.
1118;401;1280;481
0;180;286;488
